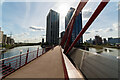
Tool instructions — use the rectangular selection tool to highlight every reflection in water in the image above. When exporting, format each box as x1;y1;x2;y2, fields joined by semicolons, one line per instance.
68;48;119;78
89;47;120;57
0;45;41;59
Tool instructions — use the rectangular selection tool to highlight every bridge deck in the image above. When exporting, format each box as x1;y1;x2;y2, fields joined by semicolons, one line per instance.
5;46;83;79
5;46;65;78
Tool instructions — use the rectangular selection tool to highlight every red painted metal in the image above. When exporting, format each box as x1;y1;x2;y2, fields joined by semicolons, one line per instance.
19;54;21;67
60;19;72;47
42;48;44;54
64;0;89;52
60;0;88;47
25;49;29;64
1;47;51;79
60;46;69;80
65;0;110;54
64;18;75;52
2;59;4;65
36;47;39;58
15;59;18;69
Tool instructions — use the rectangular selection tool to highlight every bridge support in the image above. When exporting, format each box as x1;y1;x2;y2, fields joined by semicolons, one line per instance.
60;0;88;48
65;0;110;54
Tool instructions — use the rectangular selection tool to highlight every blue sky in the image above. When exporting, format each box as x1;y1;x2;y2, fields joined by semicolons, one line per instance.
0;0;119;43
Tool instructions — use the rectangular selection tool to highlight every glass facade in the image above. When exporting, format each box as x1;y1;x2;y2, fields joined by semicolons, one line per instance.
65;7;83;44
46;9;59;45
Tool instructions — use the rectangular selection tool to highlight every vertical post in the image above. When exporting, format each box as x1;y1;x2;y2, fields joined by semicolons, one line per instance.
9;63;11;67
19;50;22;67
45;47;46;53
2;52;5;75
36;47;39;58
25;49;29;64
2;60;4;66
33;53;34;59
42;48;44;54
16;59;18;69
2;52;5;66
2;60;5;75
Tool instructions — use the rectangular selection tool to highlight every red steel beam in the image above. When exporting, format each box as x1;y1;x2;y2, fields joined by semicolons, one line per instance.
65;0;110;54
64;17;75;52
60;17;73;47
60;0;88;47
64;0;89;52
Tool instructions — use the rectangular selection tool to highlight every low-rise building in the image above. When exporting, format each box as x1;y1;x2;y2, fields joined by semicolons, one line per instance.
2;34;7;45
95;35;102;45
10;38;15;45
103;38;107;44
86;38;93;44
7;37;11;45
0;29;3;49
108;37;120;44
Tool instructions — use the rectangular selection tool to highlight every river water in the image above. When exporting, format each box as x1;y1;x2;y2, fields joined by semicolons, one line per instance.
1;45;119;59
0;46;119;78
68;47;120;78
89;47;120;58
0;45;41;59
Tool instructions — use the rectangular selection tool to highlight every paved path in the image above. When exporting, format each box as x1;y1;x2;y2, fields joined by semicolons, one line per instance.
5;46;65;78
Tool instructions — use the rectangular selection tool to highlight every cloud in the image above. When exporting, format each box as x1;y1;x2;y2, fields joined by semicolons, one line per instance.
106;28;114;32
29;26;45;31
113;23;118;31
101;23;118;32
83;9;93;21
95;31;99;32
13;32;30;37
0;0;5;5
83;11;92;18
52;2;77;33
85;31;91;34
13;32;30;42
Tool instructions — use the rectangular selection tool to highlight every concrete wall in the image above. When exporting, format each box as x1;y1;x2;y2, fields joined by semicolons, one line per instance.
67;48;119;79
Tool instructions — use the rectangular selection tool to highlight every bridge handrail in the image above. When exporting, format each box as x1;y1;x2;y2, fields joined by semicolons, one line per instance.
0;47;52;79
0;49;42;62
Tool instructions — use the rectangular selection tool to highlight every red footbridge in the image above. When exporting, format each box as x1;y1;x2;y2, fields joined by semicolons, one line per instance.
0;0;119;79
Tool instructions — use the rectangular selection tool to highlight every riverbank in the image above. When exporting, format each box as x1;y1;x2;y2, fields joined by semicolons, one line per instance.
0;45;41;59
86;45;120;49
2;43;41;53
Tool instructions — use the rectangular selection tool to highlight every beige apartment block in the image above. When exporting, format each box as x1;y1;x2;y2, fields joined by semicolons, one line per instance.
0;30;3;49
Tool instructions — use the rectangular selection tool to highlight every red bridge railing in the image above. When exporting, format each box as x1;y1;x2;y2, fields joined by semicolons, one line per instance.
0;47;51;79
60;0;110;54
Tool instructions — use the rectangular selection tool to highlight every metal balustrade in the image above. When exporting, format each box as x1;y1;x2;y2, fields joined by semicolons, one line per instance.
0;0;111;79
0;47;52;79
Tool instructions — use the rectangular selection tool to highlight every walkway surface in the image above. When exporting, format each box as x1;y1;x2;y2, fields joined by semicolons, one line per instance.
5;46;65;78
5;46;84;79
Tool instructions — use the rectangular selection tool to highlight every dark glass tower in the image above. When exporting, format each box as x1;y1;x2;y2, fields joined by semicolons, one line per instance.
65;7;83;44
46;9;59;45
